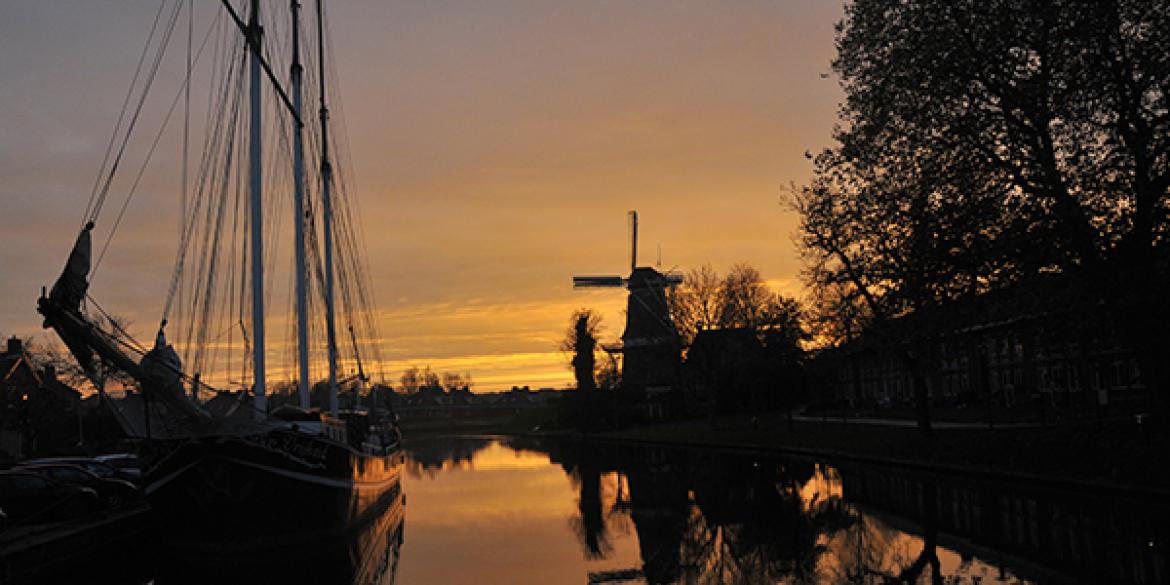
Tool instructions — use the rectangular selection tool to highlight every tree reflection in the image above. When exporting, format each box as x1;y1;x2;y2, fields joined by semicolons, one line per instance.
568;458;612;559
676;460;853;584
403;437;492;478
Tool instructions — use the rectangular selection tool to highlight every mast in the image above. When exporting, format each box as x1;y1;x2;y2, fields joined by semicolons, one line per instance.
248;0;267;420
629;210;638;273
317;0;339;416
290;0;311;409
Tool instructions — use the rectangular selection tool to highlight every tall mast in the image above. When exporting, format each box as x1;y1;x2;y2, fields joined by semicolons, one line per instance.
629;210;638;273
247;0;267;420
317;0;340;416
290;0;311;409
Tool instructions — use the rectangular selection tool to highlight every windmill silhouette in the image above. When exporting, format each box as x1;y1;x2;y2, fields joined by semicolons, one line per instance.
573;211;682;400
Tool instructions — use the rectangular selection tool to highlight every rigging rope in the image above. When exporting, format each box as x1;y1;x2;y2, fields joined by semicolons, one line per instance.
81;0;392;395
86;1;183;228
162;5;225;322
81;1;170;230
174;0;193;339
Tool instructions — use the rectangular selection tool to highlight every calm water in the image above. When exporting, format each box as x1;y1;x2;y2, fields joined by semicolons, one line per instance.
48;436;1168;584
397;437;1168;584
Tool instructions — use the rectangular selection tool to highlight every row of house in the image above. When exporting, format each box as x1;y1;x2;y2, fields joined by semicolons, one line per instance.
819;278;1146;412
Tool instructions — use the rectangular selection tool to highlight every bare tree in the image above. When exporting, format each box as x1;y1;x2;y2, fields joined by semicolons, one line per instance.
668;264;722;347
441;372;468;392
400;366;420;394
717;264;775;330
596;353;622;391
421;366;440;391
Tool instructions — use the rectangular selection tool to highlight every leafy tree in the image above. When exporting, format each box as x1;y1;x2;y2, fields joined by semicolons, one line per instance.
561;309;603;392
798;0;1170;432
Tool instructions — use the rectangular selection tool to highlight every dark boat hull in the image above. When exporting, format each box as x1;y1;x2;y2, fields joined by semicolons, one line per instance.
142;429;403;553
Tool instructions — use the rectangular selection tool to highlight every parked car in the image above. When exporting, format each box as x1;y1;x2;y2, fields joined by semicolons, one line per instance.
0;471;100;523
21;457;133;483
95;453;142;480
15;463;141;507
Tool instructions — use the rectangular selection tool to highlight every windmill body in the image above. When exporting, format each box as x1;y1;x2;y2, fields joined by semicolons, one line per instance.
573;212;681;399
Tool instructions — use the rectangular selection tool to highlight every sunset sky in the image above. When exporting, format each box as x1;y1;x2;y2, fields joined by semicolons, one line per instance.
0;1;844;391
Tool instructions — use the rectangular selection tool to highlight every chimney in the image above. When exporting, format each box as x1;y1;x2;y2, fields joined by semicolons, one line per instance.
6;336;21;356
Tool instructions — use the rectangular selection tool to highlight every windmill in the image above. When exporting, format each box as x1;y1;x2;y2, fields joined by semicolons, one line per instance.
572;211;682;290
573;211;682;398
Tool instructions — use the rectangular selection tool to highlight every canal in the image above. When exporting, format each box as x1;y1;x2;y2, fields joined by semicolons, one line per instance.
396;436;1166;584
40;436;1167;584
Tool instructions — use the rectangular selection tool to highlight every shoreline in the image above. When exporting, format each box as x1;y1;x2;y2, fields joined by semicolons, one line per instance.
404;413;1170;498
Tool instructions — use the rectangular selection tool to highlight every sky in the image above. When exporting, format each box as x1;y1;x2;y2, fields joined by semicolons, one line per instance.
0;0;845;392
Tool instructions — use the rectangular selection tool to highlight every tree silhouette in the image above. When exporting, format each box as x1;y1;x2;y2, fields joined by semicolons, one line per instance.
561;309;603;392
797;0;1170;432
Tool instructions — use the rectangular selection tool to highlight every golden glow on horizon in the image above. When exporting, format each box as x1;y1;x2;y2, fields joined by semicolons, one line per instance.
0;1;847;392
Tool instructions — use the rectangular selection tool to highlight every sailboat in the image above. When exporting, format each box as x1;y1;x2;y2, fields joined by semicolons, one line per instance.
36;0;403;551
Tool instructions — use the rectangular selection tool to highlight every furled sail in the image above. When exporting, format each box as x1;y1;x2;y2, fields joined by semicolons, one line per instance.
39;225;214;431
49;222;93;311
43;223;97;377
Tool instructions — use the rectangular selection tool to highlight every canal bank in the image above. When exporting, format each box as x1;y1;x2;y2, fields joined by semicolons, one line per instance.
457;410;1170;497
399;401;1170;494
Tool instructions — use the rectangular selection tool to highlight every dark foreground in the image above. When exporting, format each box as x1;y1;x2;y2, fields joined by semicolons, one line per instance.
0;487;404;585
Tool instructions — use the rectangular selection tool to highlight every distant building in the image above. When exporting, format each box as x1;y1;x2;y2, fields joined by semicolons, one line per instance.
0;337;81;457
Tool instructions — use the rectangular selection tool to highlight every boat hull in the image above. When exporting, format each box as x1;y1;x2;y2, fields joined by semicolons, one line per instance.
142;429;403;553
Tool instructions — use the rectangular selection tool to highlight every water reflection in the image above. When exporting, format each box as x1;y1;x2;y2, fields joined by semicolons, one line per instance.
403;437;1169;584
